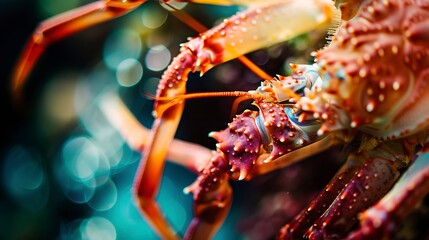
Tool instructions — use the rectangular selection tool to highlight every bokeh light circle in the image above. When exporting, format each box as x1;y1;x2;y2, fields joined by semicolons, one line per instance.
80;216;117;240
87;180;118;211
103;29;142;70
116;58;143;87
141;6;168;29
57;135;113;204
62;136;103;181
145;45;171;72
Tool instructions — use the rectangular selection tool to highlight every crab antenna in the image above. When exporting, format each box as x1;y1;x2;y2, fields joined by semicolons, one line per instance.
147;91;252;101
162;1;273;81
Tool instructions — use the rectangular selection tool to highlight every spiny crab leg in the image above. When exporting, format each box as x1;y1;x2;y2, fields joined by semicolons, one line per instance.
278;154;364;239
347;143;429;240
305;156;400;239
138;1;339;238
279;137;421;239
12;0;150;100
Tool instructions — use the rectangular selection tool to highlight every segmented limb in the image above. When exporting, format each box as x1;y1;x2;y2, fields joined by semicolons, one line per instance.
184;153;233;240
137;1;339;238
346;144;429;240
278;154;364;239
184;109;263;239
302;156;401;240
12;0;149;100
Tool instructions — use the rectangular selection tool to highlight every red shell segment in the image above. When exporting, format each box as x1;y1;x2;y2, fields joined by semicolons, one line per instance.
306;157;399;239
185;152;231;203
254;100;307;162
156;51;194;98
156;36;224;99
316;0;429;137
209;110;262;180
153;51;195;117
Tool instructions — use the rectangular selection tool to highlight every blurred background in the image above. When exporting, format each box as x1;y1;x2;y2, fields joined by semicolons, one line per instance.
4;1;426;240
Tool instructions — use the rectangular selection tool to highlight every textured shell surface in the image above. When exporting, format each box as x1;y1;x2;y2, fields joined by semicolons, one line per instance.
317;0;429;139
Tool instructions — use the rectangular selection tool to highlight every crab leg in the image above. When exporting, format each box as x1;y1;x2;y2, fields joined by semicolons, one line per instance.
183;109;263;239
12;0;151;99
303;155;401;239
137;1;338;238
346;144;429;240
278;154;364;239
183;153;233;240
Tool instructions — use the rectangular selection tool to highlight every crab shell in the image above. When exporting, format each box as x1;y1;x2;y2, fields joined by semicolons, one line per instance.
315;0;429;139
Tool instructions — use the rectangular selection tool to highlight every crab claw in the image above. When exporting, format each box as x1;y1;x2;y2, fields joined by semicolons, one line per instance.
209;110;262;180
183;152;233;240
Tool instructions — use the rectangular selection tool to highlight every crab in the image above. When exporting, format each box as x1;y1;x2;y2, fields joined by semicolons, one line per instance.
11;0;429;239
